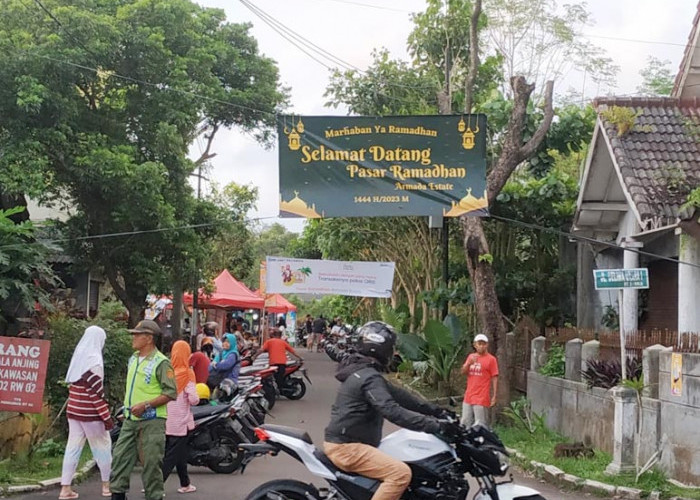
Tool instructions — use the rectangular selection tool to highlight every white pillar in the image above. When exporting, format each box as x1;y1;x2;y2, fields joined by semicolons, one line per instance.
678;234;700;335
622;239;642;334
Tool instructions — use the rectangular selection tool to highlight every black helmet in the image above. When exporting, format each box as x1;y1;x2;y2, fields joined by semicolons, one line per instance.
215;378;239;402
357;321;397;365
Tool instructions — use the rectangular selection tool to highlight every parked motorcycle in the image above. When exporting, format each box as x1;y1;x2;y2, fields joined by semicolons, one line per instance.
278;359;312;400
239;359;280;409
240;422;547;500
109;375;273;474
109;402;245;474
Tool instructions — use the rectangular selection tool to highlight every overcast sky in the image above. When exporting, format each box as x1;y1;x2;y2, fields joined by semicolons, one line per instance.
193;0;698;233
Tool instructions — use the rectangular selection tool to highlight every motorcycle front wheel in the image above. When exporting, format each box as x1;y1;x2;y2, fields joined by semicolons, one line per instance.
282;378;306;400
244;479;321;500
206;431;244;474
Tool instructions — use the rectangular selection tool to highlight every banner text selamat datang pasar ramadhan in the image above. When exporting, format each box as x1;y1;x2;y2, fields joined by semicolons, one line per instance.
0;337;51;413
278;115;488;218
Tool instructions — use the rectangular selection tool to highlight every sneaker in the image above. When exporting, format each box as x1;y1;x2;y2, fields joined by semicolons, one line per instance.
177;485;196;494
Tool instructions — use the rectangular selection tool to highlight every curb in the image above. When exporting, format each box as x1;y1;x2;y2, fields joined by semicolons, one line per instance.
508;447;696;500
0;460;96;497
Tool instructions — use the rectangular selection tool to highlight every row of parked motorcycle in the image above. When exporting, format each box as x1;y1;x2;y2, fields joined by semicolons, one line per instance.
109;352;311;475
294;323;360;351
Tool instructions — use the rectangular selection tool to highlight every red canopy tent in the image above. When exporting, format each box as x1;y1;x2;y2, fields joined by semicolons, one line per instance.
263;293;297;314
184;269;264;309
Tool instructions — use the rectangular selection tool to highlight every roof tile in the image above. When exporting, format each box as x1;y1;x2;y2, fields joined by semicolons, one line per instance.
594;97;700;228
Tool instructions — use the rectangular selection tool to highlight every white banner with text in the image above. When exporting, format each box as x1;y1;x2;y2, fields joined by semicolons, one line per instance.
265;257;395;298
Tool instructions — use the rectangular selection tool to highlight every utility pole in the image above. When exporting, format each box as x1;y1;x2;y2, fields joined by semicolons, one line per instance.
189;163;206;348
439;11;452;320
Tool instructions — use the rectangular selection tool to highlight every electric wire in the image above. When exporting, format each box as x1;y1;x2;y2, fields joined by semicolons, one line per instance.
310;0;412;13
489;214;700;270
29;0;101;60
238;0;438;97
0;215;282;251
239;0;359;72
4;210;699;271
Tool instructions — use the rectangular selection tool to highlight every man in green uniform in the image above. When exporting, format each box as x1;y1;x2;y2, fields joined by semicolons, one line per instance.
110;320;177;500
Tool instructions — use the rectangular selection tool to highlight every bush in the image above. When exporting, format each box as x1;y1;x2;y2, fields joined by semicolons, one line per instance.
33;438;64;458
45;314;133;422
581;357;642;389
539;343;565;378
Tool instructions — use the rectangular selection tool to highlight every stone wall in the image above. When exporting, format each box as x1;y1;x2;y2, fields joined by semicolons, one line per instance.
529;336;700;485
0;407;51;459
657;351;700;485
528;371;614;453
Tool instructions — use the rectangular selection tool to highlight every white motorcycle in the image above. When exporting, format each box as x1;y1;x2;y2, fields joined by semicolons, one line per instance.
240;422;547;500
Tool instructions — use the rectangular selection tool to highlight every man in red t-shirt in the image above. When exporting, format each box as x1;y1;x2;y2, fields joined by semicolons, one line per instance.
460;333;498;427
252;328;304;393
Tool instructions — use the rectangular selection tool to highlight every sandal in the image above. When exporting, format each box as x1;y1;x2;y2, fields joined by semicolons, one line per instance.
102;486;111;497
177;485;196;494
59;492;79;500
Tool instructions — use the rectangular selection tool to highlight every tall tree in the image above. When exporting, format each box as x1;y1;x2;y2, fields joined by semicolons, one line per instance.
205;182;259;284
303;217;441;330
637;56;674;96
0;207;58;334
324;0;608;406
484;0;619;98
461;0;554;407
0;0;287;323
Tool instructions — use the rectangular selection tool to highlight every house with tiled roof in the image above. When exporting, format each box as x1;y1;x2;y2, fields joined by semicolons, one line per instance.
572;4;700;336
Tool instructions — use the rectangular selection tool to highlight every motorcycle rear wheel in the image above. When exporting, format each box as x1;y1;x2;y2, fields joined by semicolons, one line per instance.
282;378;306;400
206;431;244;474
244;479;321;500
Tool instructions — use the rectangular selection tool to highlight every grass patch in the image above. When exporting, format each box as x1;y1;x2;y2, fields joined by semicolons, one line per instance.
496;423;700;499
0;441;92;486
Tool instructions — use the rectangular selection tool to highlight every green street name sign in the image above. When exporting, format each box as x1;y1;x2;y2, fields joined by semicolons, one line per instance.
277;115;487;218
593;268;649;290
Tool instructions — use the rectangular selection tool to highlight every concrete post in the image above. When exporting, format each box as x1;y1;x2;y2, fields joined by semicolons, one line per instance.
506;331;515;367
565;338;583;382
581;340;600;371
622;239;643;334
531;336;546;372
678;234;700;336
642;344;666;399
606;385;637;475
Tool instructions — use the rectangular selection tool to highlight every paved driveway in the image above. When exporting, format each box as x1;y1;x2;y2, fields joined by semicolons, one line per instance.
12;350;591;500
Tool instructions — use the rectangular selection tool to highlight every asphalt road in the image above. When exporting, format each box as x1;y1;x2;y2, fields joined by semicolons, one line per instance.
13;350;592;500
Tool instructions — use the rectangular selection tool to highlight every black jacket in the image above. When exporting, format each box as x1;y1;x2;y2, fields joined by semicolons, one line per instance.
324;353;442;446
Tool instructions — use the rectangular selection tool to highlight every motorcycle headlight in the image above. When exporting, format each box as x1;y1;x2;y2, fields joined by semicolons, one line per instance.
495;451;510;475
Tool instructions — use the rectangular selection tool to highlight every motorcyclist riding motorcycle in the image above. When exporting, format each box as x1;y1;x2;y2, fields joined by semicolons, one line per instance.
323;321;458;500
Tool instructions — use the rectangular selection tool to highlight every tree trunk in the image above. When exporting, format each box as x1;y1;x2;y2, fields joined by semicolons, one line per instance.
171;277;183;342
459;78;555;409
104;264;142;328
460;216;510;406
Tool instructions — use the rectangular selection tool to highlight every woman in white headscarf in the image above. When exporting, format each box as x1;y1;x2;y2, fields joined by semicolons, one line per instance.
59;326;113;500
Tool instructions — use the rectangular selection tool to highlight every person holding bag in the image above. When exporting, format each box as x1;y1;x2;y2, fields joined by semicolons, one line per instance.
60;326;113;500
162;341;199;493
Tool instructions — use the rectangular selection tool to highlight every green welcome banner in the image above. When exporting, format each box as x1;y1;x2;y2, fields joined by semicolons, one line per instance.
278;115;487;218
